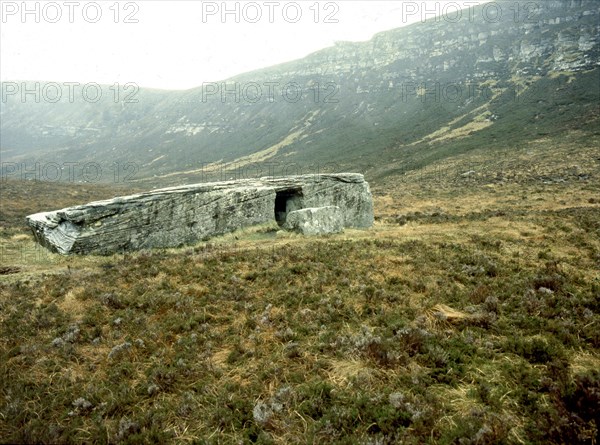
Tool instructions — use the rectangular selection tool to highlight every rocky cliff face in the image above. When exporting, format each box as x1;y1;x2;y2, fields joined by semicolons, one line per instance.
1;1;598;184
248;1;599;82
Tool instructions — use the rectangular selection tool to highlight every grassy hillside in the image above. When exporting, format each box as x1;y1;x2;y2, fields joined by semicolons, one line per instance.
2;1;598;185
1;135;598;443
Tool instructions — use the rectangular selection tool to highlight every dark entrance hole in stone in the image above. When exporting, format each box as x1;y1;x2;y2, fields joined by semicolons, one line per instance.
275;189;303;226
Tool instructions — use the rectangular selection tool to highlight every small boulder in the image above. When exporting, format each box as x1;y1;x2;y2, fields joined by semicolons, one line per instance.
283;206;344;235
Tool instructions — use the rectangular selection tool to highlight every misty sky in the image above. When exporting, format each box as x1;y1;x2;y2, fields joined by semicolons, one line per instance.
1;1;491;90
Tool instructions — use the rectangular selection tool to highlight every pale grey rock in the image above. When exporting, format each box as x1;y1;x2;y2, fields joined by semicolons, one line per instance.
283;206;344;236
27;173;373;255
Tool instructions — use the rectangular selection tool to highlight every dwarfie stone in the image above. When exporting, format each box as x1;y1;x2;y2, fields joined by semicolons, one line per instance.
27;174;374;255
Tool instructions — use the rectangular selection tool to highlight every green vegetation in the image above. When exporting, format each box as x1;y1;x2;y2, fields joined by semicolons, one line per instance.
1;4;598;438
2;1;598;186
1;140;598;442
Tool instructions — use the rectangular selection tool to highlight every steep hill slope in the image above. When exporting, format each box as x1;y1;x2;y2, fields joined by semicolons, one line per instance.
1;0;598;185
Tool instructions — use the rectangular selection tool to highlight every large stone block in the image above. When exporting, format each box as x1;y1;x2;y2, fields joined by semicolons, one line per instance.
26;173;374;255
283;206;344;235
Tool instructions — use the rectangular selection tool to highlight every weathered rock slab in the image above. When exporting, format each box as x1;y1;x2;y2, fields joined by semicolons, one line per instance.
27;173;374;255
284;206;344;235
